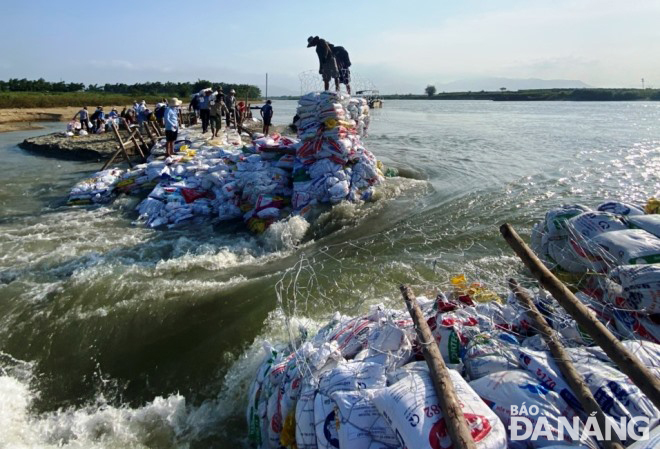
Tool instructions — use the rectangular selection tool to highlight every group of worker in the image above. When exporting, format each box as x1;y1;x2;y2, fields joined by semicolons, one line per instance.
73;106;120;134
306;36;352;94
188;87;274;136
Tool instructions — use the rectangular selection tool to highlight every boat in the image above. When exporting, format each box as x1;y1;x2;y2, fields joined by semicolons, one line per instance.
355;89;383;109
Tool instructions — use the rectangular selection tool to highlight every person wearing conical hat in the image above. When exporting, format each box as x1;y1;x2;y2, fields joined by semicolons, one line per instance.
164;98;182;157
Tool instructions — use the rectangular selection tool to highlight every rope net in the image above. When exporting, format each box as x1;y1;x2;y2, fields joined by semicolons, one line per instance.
245;86;660;448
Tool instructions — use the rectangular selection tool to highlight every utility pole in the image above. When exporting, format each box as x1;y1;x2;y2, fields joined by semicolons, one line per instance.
265;73;268;100
642;78;645;89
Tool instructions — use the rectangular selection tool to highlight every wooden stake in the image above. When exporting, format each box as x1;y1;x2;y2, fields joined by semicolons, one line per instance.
108;122;133;169
509;279;624;449
143;121;157;146
400;285;477;449
500;223;660;410
101;145;122;170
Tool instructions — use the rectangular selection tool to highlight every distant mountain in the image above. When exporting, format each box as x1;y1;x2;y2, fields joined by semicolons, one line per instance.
435;77;591;92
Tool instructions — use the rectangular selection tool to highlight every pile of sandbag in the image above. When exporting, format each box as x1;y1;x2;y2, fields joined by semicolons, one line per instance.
530;199;660;344
132;128;297;231
346;97;370;137
67;168;124;205
66;93;389;232
292;92;383;212
531;200;660;273
246;277;660;448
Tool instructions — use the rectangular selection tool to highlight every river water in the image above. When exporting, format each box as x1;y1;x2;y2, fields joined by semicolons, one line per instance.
1;101;659;448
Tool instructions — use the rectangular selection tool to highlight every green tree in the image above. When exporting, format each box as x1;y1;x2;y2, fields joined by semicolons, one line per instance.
425;85;436;97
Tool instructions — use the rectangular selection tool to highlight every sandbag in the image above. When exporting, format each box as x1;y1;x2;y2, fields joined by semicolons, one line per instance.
597;201;644;216
314;362;387;449
296;383;319;449
548;239;590;273
463;332;519;380
371;369;507;449
627;214;660;239
518;348;660;445
589;229;660;265
544;205;591;239
609;264;660;313
566;211;628;240
331;390;400;449
247;345;279;448
612;309;660;344
470;370;597;449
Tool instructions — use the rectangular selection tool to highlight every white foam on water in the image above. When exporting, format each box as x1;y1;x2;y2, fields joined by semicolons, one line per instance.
0;372;191;448
0;351;235;449
262;215;311;251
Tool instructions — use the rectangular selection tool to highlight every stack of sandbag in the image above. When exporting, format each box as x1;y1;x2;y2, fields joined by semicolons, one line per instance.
346;97;370;137
292;91;383;213
530;199;660;344
530;200;660;273
66;96;389;233
247;277;660;449
67;168;124;205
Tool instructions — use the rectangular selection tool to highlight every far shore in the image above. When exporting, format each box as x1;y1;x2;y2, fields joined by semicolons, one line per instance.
0;106;121;133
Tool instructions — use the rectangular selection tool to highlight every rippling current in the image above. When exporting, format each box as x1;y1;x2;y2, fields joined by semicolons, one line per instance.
1;101;659;448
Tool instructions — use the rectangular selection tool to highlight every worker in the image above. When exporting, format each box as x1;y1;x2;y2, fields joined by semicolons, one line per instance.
329;44;352;94
225;89;237;128
209;89;226;138
164;98;182;157
198;89;213;133
260;100;273;135
73;106;89;132
307;36;339;92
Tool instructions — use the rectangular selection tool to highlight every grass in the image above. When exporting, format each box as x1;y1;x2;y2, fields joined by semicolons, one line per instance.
0;92;167;109
0;91;266;109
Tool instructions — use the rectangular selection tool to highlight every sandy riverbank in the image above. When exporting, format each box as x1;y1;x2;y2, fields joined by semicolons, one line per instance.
0;106;131;133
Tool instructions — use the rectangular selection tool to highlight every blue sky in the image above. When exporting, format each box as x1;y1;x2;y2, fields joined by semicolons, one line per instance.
2;0;659;94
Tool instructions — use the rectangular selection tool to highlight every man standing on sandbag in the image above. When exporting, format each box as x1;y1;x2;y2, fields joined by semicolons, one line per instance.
225;89;237;129
198;89;213;134
164;97;182;157
329;43;352;94
307;36;339;92
209;88;226;138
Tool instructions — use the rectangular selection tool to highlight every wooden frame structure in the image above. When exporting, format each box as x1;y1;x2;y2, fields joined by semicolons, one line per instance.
101;119;150;170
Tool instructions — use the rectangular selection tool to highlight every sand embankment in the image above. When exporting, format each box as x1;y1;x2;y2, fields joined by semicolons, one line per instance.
0;106;126;133
19;132;120;160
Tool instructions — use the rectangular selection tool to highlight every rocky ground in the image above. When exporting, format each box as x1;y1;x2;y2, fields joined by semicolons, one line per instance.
19;132;120;160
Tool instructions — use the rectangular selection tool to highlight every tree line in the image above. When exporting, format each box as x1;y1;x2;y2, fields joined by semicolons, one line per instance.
0;78;262;98
417;86;660;101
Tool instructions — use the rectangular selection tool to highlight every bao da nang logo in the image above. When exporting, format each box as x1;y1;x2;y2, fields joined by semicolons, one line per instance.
508;403;650;443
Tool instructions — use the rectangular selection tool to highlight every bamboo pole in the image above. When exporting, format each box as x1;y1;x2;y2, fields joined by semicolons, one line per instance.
500;223;660;410
400;285;477;449
509;279;624;449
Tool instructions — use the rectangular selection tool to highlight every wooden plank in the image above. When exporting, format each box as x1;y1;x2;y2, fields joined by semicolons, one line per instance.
500;223;660;410
101;145;123;170
400;285;478;449
109;123;133;169
143;121;157;146
509;279;624;449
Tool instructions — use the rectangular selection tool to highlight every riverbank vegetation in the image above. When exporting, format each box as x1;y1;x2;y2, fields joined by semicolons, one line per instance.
0;78;262;108
389;87;660;101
